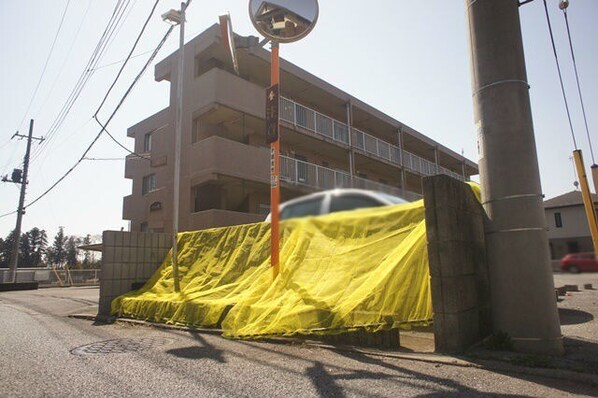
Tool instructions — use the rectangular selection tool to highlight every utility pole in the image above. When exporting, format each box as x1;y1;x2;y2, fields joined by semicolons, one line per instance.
162;2;186;292
465;1;563;354
7;119;44;283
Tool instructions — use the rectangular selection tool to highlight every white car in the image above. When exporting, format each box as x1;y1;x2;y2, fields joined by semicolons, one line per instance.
266;188;408;221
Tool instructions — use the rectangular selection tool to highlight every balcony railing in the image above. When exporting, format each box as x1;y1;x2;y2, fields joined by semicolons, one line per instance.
279;155;422;201
280;96;464;181
281;97;350;144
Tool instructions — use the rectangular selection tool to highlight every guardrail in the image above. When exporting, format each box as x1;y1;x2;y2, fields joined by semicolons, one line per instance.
280;155;422;200
280;96;464;181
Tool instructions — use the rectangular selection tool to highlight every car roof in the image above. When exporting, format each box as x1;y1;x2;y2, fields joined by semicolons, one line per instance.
279;188;398;210
278;188;407;212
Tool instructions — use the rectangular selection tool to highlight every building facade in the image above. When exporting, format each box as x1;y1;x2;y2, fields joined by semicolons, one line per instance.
544;190;598;259
123;24;478;233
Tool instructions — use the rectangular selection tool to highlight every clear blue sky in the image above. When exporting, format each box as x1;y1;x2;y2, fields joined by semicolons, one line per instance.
1;0;597;239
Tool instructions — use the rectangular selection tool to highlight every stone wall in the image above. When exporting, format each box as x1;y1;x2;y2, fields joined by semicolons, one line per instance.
423;175;492;353
98;231;171;317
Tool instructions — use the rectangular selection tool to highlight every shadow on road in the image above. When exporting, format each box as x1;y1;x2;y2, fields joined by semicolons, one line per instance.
305;361;346;398
237;339;532;396
558;308;594;325
166;332;226;363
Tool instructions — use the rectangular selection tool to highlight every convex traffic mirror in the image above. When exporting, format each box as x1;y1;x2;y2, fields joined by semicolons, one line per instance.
248;0;319;43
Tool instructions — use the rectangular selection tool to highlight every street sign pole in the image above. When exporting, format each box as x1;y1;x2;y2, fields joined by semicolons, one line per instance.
249;0;319;281
270;42;281;279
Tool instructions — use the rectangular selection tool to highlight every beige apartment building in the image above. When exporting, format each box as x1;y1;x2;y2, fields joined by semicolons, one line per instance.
123;24;478;233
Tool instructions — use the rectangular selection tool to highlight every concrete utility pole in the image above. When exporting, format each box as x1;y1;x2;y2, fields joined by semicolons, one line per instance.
162;2;186;292
465;0;563;354
8;119;44;283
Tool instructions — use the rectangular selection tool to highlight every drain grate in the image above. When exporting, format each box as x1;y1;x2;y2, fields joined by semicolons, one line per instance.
71;337;174;356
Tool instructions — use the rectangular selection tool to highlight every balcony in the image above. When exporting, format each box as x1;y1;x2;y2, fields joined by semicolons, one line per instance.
280;96;464;181
279;155;422;201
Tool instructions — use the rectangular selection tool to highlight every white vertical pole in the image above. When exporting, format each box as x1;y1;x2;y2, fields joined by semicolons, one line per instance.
171;3;185;293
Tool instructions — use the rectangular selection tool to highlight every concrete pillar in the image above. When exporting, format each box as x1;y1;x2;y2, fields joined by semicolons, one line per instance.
465;0;563;354
434;146;439;175
424;175;492;353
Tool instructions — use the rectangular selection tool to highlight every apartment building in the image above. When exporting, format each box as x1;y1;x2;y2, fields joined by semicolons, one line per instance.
123;24;478;233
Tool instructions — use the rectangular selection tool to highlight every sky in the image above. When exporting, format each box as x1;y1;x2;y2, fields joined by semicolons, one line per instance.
1;0;597;240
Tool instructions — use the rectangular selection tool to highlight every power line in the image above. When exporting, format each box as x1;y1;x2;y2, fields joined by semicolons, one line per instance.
562;6;595;164
94;0;160;116
0;211;18;219
29;0;132;164
542;0;578;149
14;0;71;133
83;157;125;161
90;49;155;71
93;116;150;160
33;0;94;117
25;25;175;210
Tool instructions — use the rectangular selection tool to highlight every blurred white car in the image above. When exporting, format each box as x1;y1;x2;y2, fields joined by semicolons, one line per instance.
266;188;408;221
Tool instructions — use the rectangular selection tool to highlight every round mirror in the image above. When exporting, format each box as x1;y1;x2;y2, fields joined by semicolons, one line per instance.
248;0;319;43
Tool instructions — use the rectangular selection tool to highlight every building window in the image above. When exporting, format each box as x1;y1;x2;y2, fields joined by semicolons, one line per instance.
554;212;562;228
144;132;152;152
142;174;156;195
140;222;149;232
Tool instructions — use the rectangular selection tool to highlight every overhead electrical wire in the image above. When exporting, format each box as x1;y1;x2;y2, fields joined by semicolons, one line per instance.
542;0;578;150
28;0;132;164
562;6;595;164
30;0;132;162
0;210;18;219
90;49;155;71
7;0;191;216
25;24;175;210
94;0;160;116
33;0;94;118
14;0;72;134
93;116;150;160
83;157;126;161
103;0;140;59
90;0;161;161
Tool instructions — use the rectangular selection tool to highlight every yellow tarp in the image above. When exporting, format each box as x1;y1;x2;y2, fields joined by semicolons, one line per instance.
111;199;432;338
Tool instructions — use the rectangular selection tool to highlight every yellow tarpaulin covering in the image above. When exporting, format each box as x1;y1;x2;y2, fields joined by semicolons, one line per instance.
111;199;433;338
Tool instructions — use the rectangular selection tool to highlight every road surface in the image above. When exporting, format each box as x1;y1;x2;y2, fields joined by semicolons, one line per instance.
1;284;596;397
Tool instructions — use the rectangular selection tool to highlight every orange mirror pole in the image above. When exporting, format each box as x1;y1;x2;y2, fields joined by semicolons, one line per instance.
270;42;281;279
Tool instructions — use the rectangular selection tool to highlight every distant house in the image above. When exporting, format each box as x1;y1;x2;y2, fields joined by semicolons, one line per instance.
544;190;598;259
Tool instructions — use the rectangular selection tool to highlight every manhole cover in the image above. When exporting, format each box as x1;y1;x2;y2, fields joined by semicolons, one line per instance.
71;337;174;356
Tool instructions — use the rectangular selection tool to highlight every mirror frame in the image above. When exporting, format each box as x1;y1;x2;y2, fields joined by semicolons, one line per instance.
248;0;319;43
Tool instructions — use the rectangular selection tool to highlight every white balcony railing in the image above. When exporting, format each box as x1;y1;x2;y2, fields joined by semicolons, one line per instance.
281;97;350;145
280;96;465;181
280;155;422;201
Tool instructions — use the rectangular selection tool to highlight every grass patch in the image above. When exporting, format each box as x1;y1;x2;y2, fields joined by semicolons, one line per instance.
482;331;514;351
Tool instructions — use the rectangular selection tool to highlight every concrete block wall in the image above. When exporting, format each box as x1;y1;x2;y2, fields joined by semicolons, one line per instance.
98;231;171;317
423;175;492;353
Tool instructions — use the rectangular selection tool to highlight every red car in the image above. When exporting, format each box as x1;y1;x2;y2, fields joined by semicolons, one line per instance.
560;252;598;273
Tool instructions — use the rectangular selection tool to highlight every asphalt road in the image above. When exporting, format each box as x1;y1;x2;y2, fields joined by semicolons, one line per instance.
1;283;597;397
